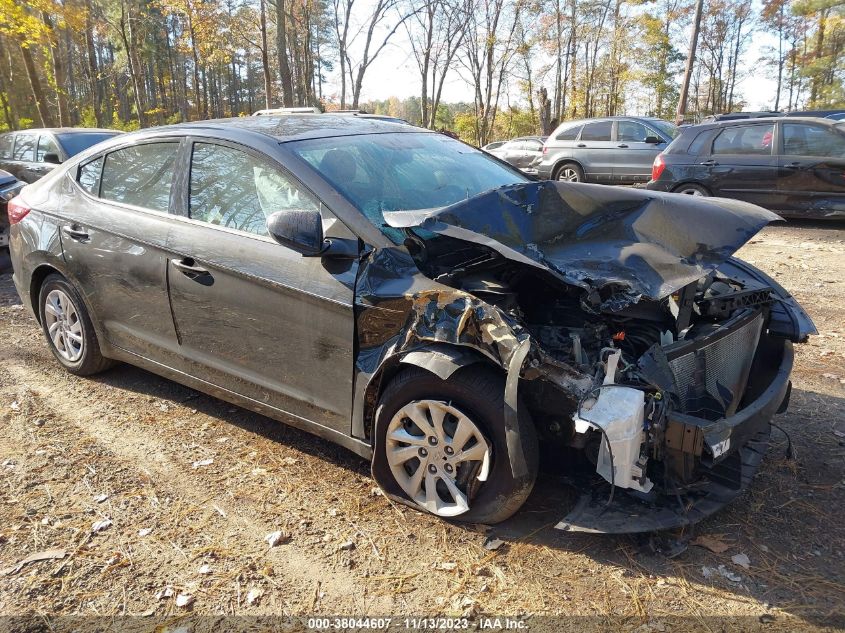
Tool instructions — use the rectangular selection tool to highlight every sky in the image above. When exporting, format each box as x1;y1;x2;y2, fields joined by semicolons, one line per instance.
320;2;783;115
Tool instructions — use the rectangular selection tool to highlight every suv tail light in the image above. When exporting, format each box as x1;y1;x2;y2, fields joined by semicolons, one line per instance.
7;196;31;224
651;153;666;181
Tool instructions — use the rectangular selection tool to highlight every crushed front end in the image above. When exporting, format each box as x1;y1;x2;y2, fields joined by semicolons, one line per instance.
382;181;815;533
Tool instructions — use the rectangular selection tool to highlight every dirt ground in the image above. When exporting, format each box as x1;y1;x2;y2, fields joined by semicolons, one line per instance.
0;221;843;632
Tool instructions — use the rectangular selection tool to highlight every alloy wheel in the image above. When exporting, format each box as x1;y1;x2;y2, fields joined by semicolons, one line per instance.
557;167;580;182
44;289;84;362
677;187;705;196
385;399;490;517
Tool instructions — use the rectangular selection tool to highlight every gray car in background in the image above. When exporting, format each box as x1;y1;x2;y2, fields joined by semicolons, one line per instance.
537;116;678;184
488;136;546;173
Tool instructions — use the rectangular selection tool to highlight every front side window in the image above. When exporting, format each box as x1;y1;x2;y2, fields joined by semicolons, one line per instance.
78;156;104;195
37;135;60;162
100;142;178;212
189;142;319;237
782;123;845;157
617;121;650;142
580;121;612;141
290;132;528;244
12;134;37;161
712;124;774;156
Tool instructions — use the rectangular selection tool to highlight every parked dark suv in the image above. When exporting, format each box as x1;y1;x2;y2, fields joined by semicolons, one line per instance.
7;115;814;532
647;117;845;218
536;116;678;184
0;128;120;183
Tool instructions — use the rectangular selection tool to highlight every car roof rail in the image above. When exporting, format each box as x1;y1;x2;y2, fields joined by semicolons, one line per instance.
252;107;322;116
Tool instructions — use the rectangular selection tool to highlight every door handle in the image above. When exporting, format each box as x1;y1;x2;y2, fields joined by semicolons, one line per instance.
784;162;801;169
577;143;587;148
700;159;718;166
61;225;89;241
172;257;210;277
617;144;629;148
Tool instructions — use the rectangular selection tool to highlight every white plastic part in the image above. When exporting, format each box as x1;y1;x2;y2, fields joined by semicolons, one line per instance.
574;386;653;493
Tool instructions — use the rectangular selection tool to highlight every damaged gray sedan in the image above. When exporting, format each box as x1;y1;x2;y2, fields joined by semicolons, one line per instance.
7;115;815;533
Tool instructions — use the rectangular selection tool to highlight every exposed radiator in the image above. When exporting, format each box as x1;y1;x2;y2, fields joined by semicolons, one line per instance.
665;309;764;420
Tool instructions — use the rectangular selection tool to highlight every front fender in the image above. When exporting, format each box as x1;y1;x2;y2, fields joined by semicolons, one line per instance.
399;343;489;381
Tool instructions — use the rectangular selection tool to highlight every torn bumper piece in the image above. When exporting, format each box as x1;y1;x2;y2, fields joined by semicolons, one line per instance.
556;341;793;534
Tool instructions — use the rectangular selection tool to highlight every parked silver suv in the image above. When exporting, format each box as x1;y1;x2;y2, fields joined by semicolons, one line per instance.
537;116;678;184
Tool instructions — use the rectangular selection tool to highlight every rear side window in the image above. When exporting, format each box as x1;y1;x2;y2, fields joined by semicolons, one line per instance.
37;135;60;162
100;142;178;212
78;156;104;195
580;121;612;141
782;123;845;157
687;130;711;156
555;124;582;141
13;134;37;161
189;142;319;237
712;124;773;156
0;134;12;159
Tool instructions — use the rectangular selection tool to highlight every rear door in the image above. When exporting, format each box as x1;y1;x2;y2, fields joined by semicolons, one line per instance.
575;120;616;182
776;121;845;216
164;139;357;433
613;120;666;183
59;139;181;359
521;139;543;170
700;122;778;206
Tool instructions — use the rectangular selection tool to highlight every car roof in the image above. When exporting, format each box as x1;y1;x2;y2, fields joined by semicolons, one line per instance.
683;116;843;132
5;128;121;135
153;114;420;143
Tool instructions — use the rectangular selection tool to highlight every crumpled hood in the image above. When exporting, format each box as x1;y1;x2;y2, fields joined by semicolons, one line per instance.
384;181;780;308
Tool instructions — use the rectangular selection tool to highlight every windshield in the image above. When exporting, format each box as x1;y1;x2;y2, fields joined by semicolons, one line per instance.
649;119;679;140
56;132;120;157
289;132;529;243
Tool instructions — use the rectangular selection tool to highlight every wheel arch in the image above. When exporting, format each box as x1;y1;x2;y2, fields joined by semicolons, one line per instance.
360;343;501;442
671;181;712;195
29;263;65;325
552;158;586;180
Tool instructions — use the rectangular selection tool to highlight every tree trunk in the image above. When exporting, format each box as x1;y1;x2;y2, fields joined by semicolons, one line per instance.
676;0;703;124
42;13;71;126
20;44;55;127
260;0;273;108
275;0;294;106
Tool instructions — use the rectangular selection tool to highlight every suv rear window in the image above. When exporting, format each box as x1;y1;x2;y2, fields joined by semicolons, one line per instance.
555;124;582;141
712;124;773;156
580;121;612;141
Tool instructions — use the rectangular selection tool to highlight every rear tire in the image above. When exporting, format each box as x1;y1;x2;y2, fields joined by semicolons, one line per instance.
673;183;710;196
38;274;114;376
372;366;538;524
555;162;585;183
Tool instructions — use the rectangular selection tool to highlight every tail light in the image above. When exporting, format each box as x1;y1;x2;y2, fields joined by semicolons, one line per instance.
7;196;31;224
651;154;666;181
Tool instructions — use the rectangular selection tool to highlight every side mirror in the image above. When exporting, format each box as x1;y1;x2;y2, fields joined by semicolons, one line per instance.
43;152;62;164
266;209;325;256
644;136;661;145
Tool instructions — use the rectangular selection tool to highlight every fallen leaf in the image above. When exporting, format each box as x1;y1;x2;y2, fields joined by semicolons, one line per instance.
91;518;113;533
155;587;174;600
1;548;66;575
198;564;212;574
246;588;263;605
266;530;289;547
732;553;751;569
94;493;109;503
175;593;194;608
338;541;355;551
138;528;153;537
691;535;731;554
483;536;504;551
433;561;457;571
192;458;213;468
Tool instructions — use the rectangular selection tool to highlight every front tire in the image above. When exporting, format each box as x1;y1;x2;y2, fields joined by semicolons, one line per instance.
372;366;538;524
38;274;114;376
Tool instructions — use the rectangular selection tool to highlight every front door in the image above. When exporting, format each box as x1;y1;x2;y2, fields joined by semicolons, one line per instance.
165;140;357;433
701;122;779;207
59;140;181;358
776;121;845;216
613;120;666;183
